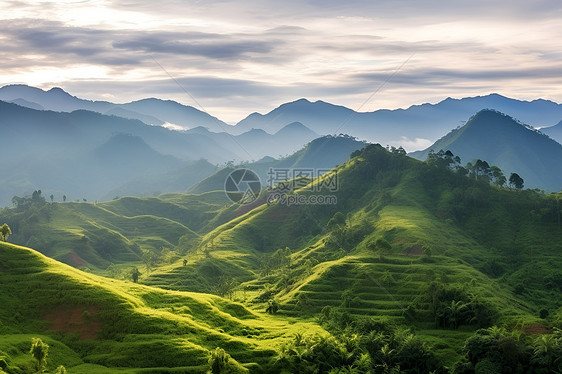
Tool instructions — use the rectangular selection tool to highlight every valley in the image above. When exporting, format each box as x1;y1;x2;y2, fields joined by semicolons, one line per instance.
1;140;561;372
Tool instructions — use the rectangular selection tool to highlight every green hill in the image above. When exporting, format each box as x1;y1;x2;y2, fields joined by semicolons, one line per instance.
0;192;231;269
146;144;562;365
2;144;561;370
0;242;323;373
189;135;367;195
410;109;562;192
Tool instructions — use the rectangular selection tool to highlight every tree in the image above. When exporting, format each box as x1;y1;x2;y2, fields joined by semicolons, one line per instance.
131;267;141;283
509;173;524;189
474;159;491;181
390;146;407;156
266;299;279;314
213;276;239;299
30;337;49;373
63;195;67;202
490;166;506;187
54;366;67;374
50;194;54;202
445;300;468;329
31;190;45;204
0;224;11;241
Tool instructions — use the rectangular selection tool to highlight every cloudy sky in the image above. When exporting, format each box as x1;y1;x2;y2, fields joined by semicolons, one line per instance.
1;0;561;123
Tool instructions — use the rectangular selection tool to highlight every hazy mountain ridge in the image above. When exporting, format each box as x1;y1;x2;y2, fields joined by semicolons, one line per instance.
0;100;331;206
0;101;234;205
1;85;321;159
188;135;367;194
233;94;562;149
4;85;561;153
2;85;562;207
542;120;562;144
410;109;562;191
0;84;226;131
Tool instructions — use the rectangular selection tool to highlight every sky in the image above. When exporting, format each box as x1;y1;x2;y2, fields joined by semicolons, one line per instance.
1;0;562;124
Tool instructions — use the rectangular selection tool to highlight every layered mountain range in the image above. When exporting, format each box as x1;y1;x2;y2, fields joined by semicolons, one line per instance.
1;84;561;207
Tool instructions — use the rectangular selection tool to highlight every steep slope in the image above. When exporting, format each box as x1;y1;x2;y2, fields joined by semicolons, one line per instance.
542;120;562;144
188;135;367;194
0;242;322;373
91;133;183;184
0;101;239;206
410;110;562;191
102;159;218;200
147;144;562;363
233;94;562;149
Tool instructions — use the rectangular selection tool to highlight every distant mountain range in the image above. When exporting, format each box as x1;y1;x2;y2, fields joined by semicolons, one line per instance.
410;110;562;192
0;84;229;131
2;85;561;151
1;84;561;205
232;95;562;148
0;100;354;206
189;135;367;194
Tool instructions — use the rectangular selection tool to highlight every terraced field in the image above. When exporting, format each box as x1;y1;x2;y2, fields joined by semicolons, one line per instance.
2;143;560;371
0;242;324;373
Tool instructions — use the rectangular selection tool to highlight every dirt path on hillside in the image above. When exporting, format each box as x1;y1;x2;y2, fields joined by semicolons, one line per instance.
44;305;102;340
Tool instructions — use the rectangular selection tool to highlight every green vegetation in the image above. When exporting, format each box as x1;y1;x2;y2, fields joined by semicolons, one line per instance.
0;242;323;372
29;338;48;373
0;224;10;241
0;191;231;270
1;142;561;372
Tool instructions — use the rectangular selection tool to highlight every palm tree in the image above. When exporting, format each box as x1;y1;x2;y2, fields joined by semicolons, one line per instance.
533;335;558;370
446;300;468;329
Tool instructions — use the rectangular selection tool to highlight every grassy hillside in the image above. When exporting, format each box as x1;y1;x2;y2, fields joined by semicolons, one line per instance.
146;144;562;365
0;192;231;269
2;143;561;370
0;242;324;373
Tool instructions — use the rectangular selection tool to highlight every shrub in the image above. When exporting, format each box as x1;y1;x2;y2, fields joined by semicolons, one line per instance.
29;338;49;373
207;348;245;374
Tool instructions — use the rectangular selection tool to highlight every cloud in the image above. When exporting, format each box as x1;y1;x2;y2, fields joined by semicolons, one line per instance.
354;65;562;87
113;37;272;59
391;137;433;152
161;122;185;131
1;1;561;123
